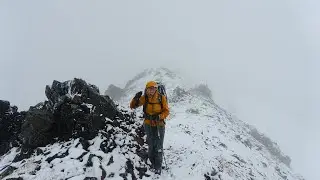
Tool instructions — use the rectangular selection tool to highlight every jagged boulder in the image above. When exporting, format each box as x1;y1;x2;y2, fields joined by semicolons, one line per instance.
0;78;126;157
171;86;189;103
20;78;124;149
0;100;26;156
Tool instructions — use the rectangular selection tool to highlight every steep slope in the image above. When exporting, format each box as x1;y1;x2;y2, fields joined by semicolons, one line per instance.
0;68;305;180
116;67;304;180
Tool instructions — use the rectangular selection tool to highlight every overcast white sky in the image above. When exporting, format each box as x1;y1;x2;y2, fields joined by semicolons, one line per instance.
1;0;319;179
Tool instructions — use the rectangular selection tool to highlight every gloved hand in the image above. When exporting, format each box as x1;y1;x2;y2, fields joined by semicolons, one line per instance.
134;91;142;99
158;115;166;124
134;91;142;107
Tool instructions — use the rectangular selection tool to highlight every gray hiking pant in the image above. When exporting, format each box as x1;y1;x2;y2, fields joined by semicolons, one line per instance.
144;124;165;170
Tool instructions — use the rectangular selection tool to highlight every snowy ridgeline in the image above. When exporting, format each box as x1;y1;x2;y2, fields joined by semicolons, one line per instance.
0;67;305;180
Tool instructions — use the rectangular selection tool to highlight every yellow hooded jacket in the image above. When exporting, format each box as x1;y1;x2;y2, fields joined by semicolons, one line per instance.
130;91;169;127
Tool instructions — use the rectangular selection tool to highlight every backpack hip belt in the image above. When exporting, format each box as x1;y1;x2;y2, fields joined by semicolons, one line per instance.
145;114;160;121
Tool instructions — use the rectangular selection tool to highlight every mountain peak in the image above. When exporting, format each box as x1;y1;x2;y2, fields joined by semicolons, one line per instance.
143;67;179;80
123;67;187;96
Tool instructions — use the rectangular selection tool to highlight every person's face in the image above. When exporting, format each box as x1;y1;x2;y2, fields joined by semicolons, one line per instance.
146;86;157;96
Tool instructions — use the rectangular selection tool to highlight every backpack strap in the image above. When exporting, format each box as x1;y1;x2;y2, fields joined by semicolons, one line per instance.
159;94;163;109
143;95;147;116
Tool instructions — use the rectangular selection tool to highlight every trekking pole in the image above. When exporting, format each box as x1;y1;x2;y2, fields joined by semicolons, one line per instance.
157;118;168;170
163;148;168;169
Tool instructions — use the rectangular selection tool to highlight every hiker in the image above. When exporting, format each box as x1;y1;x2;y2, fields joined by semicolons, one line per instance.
130;81;169;174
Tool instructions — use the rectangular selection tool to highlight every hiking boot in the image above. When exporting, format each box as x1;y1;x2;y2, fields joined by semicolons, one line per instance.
147;158;155;168
154;169;161;175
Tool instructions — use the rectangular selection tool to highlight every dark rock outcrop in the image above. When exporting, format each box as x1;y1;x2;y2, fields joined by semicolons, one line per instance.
0;100;26;156
1;78;127;158
21;78;124;149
